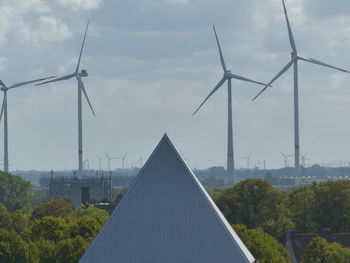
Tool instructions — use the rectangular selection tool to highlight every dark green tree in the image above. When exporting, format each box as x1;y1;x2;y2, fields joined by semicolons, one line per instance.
32;198;74;220
301;236;350;263
56;236;89;263
0;229;34;263
233;224;290;263
216;179;294;241
31;216;70;242
290;180;350;233
0;171;32;211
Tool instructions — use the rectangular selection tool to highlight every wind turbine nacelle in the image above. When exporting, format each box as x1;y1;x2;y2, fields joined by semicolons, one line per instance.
0;87;6;91
81;70;88;77
224;70;232;78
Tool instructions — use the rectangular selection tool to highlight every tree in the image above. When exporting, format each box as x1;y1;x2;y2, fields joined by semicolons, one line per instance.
56;236;89;263
290;180;350;233
31;216;70;242
33;239;57;263
290;188;319;233
70;215;106;241
0;171;32;211
233;224;290;263
32;198;74;220
216;179;294;241
301;237;350;263
0;229;34;263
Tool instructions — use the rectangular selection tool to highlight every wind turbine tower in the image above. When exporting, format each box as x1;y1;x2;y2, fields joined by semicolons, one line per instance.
37;22;95;177
96;155;102;173
193;25;268;184
0;76;54;173
253;0;350;186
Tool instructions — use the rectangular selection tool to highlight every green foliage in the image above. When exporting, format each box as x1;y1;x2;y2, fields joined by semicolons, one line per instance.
0;171;32;211
31;216;70;242
0;229;32;263
32;198;74;220
233;224;290;263
55;236;89;263
301;237;350;263
34;239;56;263
290;180;350;233
216;179;294;241
70;215;106;240
75;204;109;220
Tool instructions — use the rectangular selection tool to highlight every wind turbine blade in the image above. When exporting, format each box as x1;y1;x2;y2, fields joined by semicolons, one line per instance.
228;73;269;86
282;0;297;52
193;77;226;115
77;76;95;116
298;56;350;73
35;73;77;86
252;59;294;101
76;21;89;73
213;25;227;72
0;95;5;123
9;76;56;89
0;80;5;87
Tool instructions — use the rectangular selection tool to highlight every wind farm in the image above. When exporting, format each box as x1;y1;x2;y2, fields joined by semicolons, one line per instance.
0;0;349;185
2;0;350;262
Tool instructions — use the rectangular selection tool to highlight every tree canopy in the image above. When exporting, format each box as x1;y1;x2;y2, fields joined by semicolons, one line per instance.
301;236;350;263
0;172;32;211
215;178;294;241
233;224;290;263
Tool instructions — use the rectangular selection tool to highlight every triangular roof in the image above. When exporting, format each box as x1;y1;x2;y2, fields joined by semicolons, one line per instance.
80;134;255;263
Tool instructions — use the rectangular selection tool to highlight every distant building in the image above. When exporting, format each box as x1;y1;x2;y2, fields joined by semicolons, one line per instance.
285;229;350;262
49;176;112;206
80;134;255;263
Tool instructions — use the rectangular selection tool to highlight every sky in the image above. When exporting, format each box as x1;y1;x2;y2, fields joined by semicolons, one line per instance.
1;0;350;171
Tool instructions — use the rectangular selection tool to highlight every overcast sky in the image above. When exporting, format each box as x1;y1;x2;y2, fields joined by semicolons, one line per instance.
1;0;350;171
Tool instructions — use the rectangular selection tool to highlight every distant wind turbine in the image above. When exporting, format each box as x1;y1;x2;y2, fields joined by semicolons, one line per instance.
241;153;252;170
0;76;55;173
193;25;269;184
280;152;293;168
37;22;95;177
117;152;127;169
96;155;102;173
252;0;350;186
105;153;117;173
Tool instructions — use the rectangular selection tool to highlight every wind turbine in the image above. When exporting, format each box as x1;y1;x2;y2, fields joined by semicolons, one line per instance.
37;22;95;177
193;25;268;184
241;153;252;170
105;153;117;173
0;76;55;173
300;153;310;168
96;155;102;173
117;152;127;169
252;0;350;186
280;152;293;168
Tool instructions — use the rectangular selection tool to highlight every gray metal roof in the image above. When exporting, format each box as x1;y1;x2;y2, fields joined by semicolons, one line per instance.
80;134;255;263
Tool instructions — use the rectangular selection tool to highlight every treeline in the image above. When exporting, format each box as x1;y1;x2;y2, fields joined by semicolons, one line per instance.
0;198;108;263
2;170;350;262
214;178;350;262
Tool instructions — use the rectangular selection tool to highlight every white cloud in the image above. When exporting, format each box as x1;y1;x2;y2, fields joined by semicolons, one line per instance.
0;57;9;72
18;16;72;45
57;0;103;10
0;0;52;45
